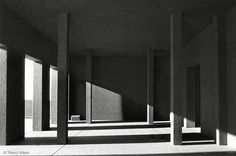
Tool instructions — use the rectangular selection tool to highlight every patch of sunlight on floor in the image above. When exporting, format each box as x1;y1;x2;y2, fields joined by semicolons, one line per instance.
3;119;233;155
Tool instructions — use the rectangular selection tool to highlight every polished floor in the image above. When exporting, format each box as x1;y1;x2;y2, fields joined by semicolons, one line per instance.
0;119;235;155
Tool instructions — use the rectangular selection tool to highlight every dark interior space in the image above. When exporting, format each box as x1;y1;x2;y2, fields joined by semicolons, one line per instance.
186;65;201;127
69;55;171;121
1;0;236;155
154;56;170;121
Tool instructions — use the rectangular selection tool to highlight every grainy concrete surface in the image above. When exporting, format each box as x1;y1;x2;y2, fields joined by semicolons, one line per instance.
0;119;235;155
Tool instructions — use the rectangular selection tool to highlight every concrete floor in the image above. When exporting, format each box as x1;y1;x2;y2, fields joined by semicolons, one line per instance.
0;119;235;155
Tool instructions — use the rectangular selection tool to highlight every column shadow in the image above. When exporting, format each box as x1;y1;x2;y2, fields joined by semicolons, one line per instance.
68;134;170;144
182;133;215;145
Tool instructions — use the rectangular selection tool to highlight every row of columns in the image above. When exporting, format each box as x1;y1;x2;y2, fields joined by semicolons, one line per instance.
0;48;57;144
56;12;227;145
170;13;227;145
85;49;154;125
0;12;226;145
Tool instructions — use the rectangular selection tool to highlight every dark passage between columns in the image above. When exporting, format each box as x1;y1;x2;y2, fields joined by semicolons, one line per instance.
185;66;201;128
57;13;69;144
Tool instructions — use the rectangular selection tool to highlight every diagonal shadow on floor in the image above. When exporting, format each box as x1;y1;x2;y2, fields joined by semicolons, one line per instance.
11;137;58;145
68;134;170;144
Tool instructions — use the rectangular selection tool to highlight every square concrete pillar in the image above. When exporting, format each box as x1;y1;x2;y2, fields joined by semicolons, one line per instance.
213;14;227;145
57;13;69;144
50;68;58;125
0;48;25;145
33;63;50;131
170;13;183;145
147;50;154;124
68;74;70;120
86;50;93;124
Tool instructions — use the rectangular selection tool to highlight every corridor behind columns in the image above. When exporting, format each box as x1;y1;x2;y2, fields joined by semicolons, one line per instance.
1;0;236;155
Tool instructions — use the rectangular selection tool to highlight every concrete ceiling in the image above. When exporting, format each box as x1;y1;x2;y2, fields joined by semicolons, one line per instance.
2;0;236;55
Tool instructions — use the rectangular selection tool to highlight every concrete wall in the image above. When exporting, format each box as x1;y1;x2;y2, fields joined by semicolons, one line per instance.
69;55;170;121
92;56;147;121
0;3;57;144
25;100;32;118
226;5;236;148
183;24;217;139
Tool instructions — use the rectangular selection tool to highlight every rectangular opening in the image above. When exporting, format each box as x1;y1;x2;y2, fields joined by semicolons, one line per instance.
50;67;58;127
24;57;34;134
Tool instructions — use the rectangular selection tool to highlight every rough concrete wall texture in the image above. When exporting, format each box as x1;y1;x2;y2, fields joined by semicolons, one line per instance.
33;62;43;131
25;100;32;118
0;49;7;145
183;25;217;139
33;63;50;131
226;5;236;148
69;55;170;121
50;69;58;124
92;56;147;121
0;3;57;66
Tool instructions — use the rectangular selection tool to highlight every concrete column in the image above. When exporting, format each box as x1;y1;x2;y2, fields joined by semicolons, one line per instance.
0;48;25;145
57;13;69;144
86;51;92;124
68;74;70;120
50;68;58;125
147;50;154;124
213;14;227;145
33;63;50;131
170;13;183;145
